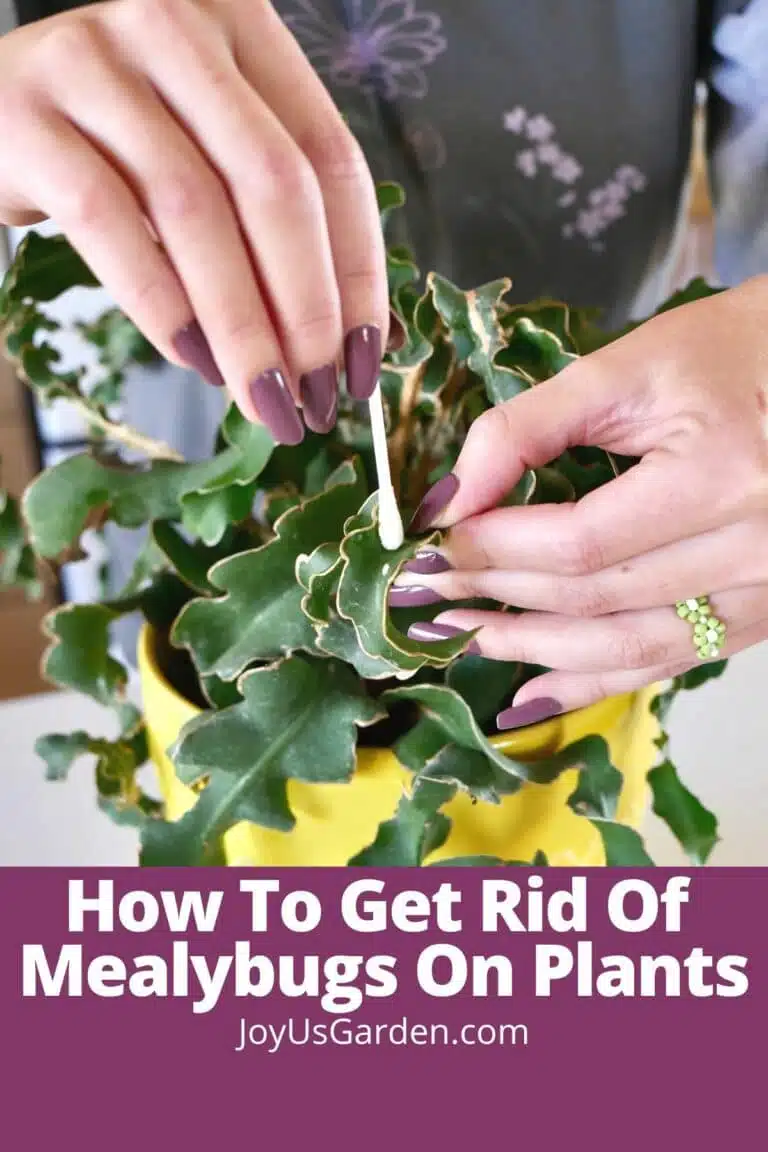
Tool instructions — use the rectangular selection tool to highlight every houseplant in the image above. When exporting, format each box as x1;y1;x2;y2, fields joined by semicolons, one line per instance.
0;183;723;867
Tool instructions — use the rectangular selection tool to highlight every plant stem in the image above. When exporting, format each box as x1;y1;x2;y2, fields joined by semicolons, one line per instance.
73;399;183;462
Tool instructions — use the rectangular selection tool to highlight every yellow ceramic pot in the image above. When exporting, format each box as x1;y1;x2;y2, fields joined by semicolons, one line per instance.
137;625;659;866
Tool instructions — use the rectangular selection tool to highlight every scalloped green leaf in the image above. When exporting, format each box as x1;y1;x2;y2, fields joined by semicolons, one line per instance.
0;231;98;315
564;736;624;820
141;655;383;865
648;759;719;865
36;722;161;828
42;603;129;704
0;488;42;598
172;459;367;680
428;272;528;404
23;407;273;560
445;654;521;729
386;683;568;795
336;495;472;672
151;520;253;595
349;778;454;866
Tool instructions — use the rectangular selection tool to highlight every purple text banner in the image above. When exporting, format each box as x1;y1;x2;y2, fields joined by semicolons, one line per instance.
1;868;764;1149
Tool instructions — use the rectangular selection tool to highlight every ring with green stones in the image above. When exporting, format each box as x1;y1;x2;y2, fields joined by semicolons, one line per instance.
675;596;727;660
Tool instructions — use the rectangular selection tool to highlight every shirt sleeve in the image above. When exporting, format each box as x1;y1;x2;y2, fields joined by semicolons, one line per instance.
707;0;768;283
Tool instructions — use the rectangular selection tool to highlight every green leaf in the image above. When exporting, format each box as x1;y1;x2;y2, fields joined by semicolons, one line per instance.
349;778;454;866
336;496;473;673
589;821;655;866
648;760;719;865
179;406;274;546
0;487;42;598
564;736;624;820
151;520;251;594
42;603;129;704
377;181;406;230
140;655;382;865
652;277;725;314
172;459;368;680
36;721;161;828
386;683;568;797
428;273;529;404
445;654;521;728
23;408;273;559
0;231;98;316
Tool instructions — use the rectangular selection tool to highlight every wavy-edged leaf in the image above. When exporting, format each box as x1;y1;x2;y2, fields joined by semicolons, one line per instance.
0;231;98;316
42;603;129;704
0;487;42;598
648;759;719;865
36;720;161;828
445;654;521;729
337;495;472;672
141;655;382;865
428;272;528;404
172;459;367;680
564;736;624;820
386;683;568;798
23;413;272;560
349;778;454;866
179;406;274;545
151;520;253;595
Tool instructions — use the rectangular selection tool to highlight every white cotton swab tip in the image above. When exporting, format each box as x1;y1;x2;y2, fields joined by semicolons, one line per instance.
368;381;404;551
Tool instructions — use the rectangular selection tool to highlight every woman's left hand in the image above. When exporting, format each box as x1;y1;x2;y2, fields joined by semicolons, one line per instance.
391;276;768;729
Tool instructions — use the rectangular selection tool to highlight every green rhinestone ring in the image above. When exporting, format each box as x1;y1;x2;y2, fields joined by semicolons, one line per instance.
675;596;727;660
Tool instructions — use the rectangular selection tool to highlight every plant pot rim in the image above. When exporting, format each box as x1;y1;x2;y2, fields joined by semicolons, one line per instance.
137;622;638;759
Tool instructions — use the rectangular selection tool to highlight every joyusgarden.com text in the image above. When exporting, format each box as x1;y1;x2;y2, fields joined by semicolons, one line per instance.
20;877;749;1049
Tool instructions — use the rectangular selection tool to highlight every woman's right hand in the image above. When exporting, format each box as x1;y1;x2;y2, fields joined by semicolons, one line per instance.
0;0;389;441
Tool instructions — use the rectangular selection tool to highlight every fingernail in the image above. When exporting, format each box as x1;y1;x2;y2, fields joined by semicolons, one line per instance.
403;549;453;576
387;310;407;352
496;697;563;731
389;585;445;608
407;622;481;653
300;363;338;434
249;369;304;445
172;320;225;388
345;324;381;399
408;473;460;533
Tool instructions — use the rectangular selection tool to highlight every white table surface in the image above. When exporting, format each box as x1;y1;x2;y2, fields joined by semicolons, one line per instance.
2;644;767;866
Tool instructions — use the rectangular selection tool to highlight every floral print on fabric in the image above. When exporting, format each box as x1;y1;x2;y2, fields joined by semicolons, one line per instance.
283;0;447;99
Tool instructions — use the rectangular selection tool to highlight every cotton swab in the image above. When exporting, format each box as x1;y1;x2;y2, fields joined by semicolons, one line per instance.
368;381;404;551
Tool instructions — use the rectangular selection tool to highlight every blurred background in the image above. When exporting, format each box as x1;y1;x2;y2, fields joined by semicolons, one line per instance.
1;88;766;865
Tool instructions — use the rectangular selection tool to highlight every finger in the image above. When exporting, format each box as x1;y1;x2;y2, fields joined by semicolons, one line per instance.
228;0;389;401
115;0;344;422
47;25;307;440
499;617;768;725
417;452;732;576
6;104;195;370
407;583;768;671
391;516;768;616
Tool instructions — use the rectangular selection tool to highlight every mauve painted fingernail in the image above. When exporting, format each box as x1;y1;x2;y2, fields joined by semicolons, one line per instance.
403;549;453;576
172;320;225;388
496;697;563;731
344;324;381;399
408;473;460;533
249;369;304;445
387;310;407;352
300;363;338;434
407;622;481;653
389;584;445;608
